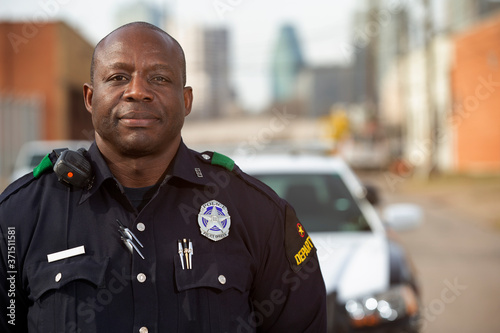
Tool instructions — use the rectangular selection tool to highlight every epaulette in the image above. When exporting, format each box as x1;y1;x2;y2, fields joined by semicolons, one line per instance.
211;151;235;171
199;151;235;172
33;153;54;178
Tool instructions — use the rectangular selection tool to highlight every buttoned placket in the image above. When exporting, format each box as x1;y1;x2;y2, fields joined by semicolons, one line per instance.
130;201;158;332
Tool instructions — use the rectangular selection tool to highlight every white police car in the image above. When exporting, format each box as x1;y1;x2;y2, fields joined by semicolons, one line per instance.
236;153;422;332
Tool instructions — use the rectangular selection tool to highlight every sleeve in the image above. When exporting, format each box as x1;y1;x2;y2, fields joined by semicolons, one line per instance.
0;204;29;333
250;203;327;332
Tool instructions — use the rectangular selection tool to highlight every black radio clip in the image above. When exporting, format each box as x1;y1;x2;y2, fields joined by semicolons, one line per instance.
53;148;92;188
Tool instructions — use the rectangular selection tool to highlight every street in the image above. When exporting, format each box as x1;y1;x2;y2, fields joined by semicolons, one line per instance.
361;172;500;333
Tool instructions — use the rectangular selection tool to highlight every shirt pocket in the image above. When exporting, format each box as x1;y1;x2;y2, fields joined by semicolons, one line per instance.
25;255;109;332
173;253;253;332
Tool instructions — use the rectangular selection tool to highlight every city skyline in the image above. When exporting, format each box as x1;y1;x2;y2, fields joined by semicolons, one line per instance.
0;0;358;111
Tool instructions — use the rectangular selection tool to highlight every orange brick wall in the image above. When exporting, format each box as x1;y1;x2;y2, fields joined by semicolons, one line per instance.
0;21;93;140
452;13;500;173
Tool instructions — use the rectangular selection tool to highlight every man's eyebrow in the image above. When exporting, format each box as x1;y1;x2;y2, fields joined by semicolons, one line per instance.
105;62;175;72
105;62;134;71
147;63;175;73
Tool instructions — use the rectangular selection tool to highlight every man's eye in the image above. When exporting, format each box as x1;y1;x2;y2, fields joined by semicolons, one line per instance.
152;76;168;82
110;75;127;81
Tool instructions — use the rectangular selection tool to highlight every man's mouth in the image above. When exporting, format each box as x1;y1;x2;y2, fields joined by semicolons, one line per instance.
119;111;159;127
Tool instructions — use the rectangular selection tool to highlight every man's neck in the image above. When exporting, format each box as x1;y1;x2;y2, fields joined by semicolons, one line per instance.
97;139;180;188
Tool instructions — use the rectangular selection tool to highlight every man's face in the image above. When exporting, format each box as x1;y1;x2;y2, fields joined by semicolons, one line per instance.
84;26;192;157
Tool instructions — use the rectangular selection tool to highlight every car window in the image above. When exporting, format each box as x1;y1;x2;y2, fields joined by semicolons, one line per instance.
254;173;371;232
29;154;47;168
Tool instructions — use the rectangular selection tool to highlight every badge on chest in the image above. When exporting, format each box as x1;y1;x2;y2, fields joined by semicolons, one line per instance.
198;200;231;241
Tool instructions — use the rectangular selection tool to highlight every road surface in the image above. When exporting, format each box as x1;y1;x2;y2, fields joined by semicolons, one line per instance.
361;172;500;333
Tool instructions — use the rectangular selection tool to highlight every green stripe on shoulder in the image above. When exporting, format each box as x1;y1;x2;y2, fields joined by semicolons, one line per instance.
33;153;53;178
211;152;235;171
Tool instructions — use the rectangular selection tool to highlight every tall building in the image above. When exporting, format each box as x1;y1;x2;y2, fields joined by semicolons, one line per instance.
296;66;353;118
199;28;232;119
115;1;167;28
270;24;304;102
447;0;500;32
168;23;233;119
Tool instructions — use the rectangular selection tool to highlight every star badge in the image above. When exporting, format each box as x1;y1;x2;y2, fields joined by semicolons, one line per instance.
198;200;231;241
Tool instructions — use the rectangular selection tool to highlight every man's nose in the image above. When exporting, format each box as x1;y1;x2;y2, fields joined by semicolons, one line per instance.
123;76;153;101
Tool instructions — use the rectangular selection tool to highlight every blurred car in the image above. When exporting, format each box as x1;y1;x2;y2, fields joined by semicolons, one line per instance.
236;153;422;333
10;140;92;183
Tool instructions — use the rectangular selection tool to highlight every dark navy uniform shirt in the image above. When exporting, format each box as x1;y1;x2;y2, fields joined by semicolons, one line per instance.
0;141;326;332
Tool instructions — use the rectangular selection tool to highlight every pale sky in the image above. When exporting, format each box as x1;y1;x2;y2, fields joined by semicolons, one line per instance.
0;0;360;111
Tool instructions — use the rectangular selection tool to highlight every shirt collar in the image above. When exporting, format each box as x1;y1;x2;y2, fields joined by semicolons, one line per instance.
165;139;209;186
79;140;208;204
79;142;116;204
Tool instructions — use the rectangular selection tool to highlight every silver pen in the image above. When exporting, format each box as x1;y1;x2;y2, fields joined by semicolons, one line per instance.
117;219;145;259
123;238;145;259
188;240;193;270
177;239;185;269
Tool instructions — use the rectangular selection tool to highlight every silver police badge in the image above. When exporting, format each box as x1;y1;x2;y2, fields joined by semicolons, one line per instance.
198;200;231;241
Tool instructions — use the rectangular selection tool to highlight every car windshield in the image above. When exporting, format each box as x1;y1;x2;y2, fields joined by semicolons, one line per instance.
254;173;371;232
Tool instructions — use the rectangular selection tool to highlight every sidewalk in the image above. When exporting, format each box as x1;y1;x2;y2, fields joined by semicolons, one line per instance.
375;173;500;232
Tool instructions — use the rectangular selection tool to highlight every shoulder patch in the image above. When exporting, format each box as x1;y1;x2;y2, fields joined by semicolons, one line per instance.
285;205;316;272
211;151;235;171
33;153;53;178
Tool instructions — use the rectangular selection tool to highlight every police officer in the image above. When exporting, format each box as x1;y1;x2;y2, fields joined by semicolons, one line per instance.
0;22;326;332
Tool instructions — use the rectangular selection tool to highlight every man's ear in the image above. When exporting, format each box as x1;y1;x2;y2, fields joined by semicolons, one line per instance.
83;83;94;114
183;86;193;117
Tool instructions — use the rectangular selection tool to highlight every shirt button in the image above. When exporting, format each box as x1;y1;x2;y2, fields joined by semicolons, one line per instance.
55;272;62;282
139;327;148;333
218;275;226;285
136;223;145;232
137;273;147;283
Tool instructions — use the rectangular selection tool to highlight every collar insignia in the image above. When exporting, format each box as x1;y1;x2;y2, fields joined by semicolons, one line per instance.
198;200;231;241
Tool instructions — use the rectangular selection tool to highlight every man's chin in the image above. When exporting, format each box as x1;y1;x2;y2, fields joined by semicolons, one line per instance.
118;136;180;158
119;142;157;157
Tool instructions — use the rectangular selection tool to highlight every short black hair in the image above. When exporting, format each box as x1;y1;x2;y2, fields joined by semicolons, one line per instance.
89;22;187;86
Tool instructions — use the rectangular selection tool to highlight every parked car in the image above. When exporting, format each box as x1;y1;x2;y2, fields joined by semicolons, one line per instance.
10;140;91;183
236;153;422;332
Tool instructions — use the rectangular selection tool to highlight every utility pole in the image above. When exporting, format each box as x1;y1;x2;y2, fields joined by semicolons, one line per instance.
420;0;436;179
366;1;379;120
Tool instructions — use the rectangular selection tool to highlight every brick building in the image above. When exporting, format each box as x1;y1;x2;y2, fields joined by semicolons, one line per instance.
452;13;500;173
0;20;94;141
